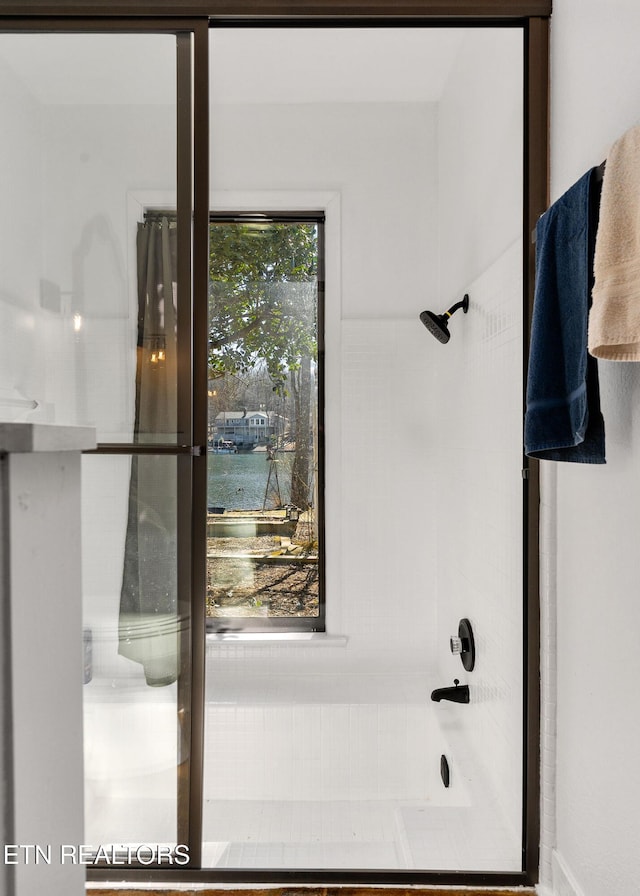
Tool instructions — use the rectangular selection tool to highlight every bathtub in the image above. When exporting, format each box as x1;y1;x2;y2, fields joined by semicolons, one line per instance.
83;650;521;870
201;669;520;871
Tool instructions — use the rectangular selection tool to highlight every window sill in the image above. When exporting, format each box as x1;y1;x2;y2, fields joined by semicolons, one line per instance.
206;632;348;647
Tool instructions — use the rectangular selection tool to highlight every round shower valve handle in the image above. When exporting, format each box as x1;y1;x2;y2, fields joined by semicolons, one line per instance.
450;618;476;671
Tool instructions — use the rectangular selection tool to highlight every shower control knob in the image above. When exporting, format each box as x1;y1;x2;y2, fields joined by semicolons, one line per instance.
450;619;476;671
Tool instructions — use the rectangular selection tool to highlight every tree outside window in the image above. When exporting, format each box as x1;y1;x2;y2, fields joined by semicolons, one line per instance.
206;217;323;628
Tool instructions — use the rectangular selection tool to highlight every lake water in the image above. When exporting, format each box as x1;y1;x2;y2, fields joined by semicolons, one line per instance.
207;451;293;511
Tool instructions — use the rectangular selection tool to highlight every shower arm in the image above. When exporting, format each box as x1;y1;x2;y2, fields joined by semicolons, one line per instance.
443;294;470;319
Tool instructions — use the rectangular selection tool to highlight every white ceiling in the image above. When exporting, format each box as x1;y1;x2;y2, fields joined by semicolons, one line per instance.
210;28;468;104
0;27;504;106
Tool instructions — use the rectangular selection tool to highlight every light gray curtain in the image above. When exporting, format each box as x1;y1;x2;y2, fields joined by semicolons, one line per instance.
118;218;179;687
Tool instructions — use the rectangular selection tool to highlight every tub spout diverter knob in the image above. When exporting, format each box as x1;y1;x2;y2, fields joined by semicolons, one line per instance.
450;618;476;672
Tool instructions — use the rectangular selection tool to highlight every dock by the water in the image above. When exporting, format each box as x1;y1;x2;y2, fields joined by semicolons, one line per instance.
207;508;298;539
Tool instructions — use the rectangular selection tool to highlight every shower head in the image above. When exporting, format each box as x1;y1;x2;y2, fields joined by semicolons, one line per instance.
420;294;469;343
420;309;451;343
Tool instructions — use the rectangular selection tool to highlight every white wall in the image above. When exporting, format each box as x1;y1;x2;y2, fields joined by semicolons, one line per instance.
211;102;438;318
39;102;175;441
434;29;524;853
0;67;44;889
437;30;524;304
0;58;46;424
0;33;177;443
541;2;640;894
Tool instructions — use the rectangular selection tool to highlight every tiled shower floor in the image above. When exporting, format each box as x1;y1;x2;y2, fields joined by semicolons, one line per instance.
202;798;521;871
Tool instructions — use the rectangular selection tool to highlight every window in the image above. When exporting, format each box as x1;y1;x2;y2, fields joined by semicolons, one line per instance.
206;214;325;631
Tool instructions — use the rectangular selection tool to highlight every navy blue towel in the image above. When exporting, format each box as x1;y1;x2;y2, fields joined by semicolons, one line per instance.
525;168;606;463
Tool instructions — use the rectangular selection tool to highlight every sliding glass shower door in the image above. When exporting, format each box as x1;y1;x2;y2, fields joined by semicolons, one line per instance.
0;23;207;864
203;24;526;875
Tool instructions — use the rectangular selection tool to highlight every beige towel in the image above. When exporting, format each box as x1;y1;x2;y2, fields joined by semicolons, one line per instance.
589;124;640;360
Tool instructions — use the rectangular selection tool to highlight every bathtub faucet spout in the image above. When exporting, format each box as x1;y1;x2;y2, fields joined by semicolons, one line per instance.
431;679;470;704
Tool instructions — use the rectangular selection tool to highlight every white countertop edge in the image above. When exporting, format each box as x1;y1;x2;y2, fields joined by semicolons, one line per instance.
0;422;97;453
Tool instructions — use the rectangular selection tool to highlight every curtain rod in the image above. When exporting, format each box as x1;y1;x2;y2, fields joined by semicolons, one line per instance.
143;209;178;221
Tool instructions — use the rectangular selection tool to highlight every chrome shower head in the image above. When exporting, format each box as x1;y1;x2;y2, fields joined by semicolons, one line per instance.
420;294;469;343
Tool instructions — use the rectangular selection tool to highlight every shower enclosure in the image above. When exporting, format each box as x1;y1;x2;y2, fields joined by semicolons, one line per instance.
0;4;547;887
203;25;525;873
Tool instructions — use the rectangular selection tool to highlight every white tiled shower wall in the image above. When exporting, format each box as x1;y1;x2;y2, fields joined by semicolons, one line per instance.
433;240;524;842
340;320;440;670
203;683;433;802
431;27;524;846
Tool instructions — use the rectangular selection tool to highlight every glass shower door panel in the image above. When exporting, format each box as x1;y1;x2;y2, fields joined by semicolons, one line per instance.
206;25;525;873
0;29;194;864
0;32;180;444
82;453;184;853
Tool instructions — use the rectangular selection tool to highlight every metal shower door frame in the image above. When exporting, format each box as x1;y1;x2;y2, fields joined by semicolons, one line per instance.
0;1;548;888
